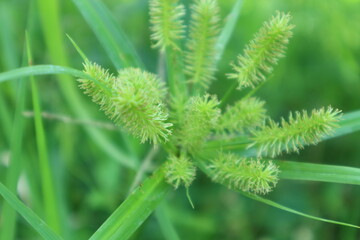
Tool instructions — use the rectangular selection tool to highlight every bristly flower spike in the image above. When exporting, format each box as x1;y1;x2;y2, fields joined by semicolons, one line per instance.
178;94;220;153
164;155;196;189
149;0;185;51
79;63;173;144
208;152;280;195
227;12;294;89
249;107;342;158
217;97;266;134
185;0;221;89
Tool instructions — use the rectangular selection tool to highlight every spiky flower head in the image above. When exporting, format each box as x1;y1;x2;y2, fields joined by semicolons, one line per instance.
149;0;185;51
208;152;279;195
178;94;220;153
185;0;220;89
79;62;172;144
164;155;196;189
217;97;266;134
249;107;342;158
228;12;294;89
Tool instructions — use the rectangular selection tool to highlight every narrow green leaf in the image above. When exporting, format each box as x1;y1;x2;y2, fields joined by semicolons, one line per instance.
0;182;63;240
275;160;360;185
27;34;62;234
90;168;171;240
155;203;180;240
0;65;89;83
197;159;359;229
326;110;360;139
72;0;143;69
0;59;27;240
240;191;359;229
214;0;243;64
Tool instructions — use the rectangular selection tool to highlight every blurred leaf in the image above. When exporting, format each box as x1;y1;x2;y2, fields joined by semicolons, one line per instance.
240;191;360;229
90;168;171;240
72;0;143;69
0;182;63;240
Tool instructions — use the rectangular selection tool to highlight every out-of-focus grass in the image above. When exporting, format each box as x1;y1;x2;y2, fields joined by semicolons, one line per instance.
0;0;359;239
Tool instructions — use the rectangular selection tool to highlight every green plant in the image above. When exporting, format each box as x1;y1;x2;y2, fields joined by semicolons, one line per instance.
0;0;359;239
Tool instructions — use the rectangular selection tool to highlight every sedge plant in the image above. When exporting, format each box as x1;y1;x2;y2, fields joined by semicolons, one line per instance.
0;0;359;239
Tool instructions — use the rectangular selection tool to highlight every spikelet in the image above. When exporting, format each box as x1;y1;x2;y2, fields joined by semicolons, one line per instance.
249;107;342;158
79;62;114;109
149;0;185;51
79;62;172;144
217;97;266;134
227;12;294;89
208;152;279;195
164;155;196;188
178;94;220;153
185;0;220;89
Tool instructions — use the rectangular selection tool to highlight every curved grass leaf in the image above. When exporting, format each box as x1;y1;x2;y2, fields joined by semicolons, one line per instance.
72;0;143;69
240;191;359;229
0;182;63;240
90;168;171;240
197;159;359;229
275;160;360;185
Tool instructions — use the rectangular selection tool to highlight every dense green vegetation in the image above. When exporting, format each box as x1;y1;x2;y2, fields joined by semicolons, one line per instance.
0;0;359;239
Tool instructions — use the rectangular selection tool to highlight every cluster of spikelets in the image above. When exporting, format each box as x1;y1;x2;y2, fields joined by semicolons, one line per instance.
78;63;172;144
77;0;342;196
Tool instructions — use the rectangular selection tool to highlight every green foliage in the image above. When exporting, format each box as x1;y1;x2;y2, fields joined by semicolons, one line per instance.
177;95;220;153
149;0;185;51
217;97;266;134
2;0;360;238
250;107;342;158
79;62;173;143
228;12;294;89
208;152;279;194
185;0;220;89
164;155;196;188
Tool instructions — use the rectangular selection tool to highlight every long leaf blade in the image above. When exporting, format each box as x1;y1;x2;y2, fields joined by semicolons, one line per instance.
240;191;359;229
90;168;170;240
275;160;360;185
0;182;63;240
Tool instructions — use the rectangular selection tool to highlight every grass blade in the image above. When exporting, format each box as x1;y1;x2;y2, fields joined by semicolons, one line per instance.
0;61;27;240
72;0;143;69
197;159;360;229
27;34;62;234
215;0;243;64
0;182;63;240
240;191;359;229
275;160;360;185
90;168;171;240
155;203;180;240
326;110;360;140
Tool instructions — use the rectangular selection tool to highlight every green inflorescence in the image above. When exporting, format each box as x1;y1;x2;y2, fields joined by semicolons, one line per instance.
164;155;196;189
249;107;342;158
185;0;220;89
227;12;294;89
149;0;185;51
77;7;341;196
209;152;279;194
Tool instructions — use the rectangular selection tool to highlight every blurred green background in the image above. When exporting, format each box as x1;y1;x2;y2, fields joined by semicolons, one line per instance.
0;0;359;239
